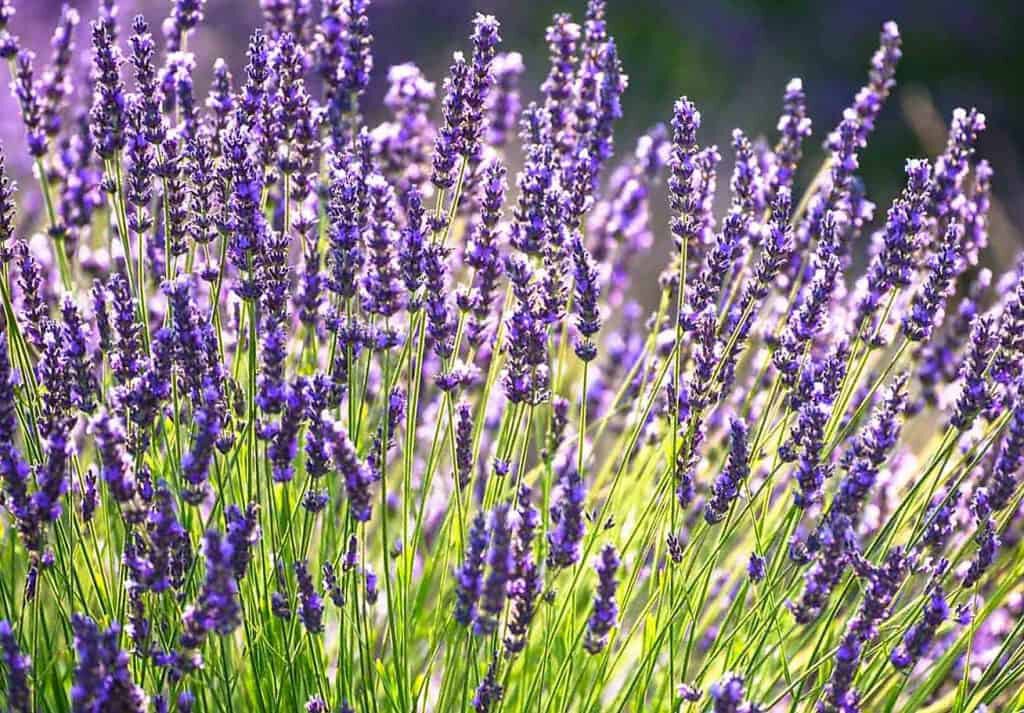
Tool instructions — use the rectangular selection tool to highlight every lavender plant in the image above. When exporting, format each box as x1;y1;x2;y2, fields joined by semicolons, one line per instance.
0;1;1022;711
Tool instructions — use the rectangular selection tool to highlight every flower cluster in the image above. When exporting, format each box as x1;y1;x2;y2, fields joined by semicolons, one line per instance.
0;1;1020;712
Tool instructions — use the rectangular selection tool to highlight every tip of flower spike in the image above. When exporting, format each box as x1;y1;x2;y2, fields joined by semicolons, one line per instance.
472;13;501;42
673;96;700;129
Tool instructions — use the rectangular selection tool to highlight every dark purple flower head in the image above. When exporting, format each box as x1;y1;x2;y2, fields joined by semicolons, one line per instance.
89;411;140;511
994;268;1024;390
364;565;379;604
465;13;501;153
684;206;747;330
11;49;47;158
71;615;146;713
0;619;31;713
962;488;999;588
903;219;964;342
225;502;260;580
182;529;241;651
180;379;222;505
961;159;992;269
472;657;503;713
431;52;471;190
60;294;99;413
855;159;932;331
326;0;374;147
709;672;750;713
949;314;996;431
572;234;601;359
455;511;489;626
832;372;909;521
541;13;580;161
327;140;370;300
820;548;909;712
295;560;324;634
326;417;375;522
467;159;506;345
678;683;702;703
891;584;948;670
583;543;620;654
790;513;855;624
769;78;812;201
475;503;512;636
128;15;165;145
547;459;586;569
829;21;901;150
147;486;191;592
705;417;750;524
748;553;767;582
508;105;554;255
990;377;1024;511
44;27;91;155
729;128;759;220
90;20;127;159
361;174;403;317
931;107;986;221
667;96;702;255
453;401;474;488
585;38;627;176
773;213;842;386
237;28;270;131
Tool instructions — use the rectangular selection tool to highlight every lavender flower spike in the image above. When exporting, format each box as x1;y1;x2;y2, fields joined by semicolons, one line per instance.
891;585;948;670
705;417;750;524
0;620;31;713
583;544;621;654
990;377;1024;511
475;503;512;636
455;511;489;627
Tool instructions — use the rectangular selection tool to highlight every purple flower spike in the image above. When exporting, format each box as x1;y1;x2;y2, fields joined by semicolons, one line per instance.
547;459;586;569
948;314;996;432
295;560;324;634
709;672;753;713
89;20;127;160
668;96;702;258
990;377;1024;511
182;529;242;651
583;544;620;654
705;417;750;525
89;411;139;512
769;78;812;201
903;220;964;343
891;585;948;670
0;620;31;713
572;234;601;360
475;503;512;636
455;511;489;627
325;417;375;522
71;615;147;713
829;21;901;150
962;489;999;588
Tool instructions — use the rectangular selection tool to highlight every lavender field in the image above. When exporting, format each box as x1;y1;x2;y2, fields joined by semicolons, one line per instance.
0;1;1022;711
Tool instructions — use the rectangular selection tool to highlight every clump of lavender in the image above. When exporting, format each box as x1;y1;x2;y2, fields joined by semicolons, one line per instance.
0;3;1019;712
